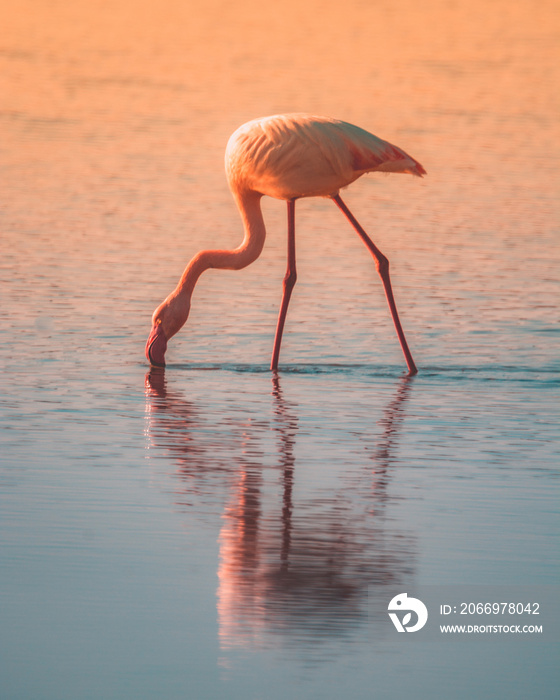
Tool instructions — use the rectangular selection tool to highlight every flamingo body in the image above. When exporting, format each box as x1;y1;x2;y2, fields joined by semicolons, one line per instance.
225;114;425;201
146;114;425;373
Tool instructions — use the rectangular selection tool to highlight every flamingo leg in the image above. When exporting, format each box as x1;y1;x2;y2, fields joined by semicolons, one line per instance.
332;194;418;376
271;200;297;371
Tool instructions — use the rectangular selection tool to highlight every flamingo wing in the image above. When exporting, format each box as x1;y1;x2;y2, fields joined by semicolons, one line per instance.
225;114;425;200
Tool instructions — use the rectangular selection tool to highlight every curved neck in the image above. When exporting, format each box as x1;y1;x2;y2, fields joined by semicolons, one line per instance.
152;190;268;341
177;190;266;297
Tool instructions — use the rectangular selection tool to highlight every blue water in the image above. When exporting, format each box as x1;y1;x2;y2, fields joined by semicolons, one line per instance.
2;359;558;698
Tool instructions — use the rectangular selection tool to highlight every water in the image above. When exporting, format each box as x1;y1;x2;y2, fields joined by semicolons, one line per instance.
1;0;559;698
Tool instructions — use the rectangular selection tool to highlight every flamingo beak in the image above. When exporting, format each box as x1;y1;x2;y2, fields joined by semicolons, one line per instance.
146;323;167;367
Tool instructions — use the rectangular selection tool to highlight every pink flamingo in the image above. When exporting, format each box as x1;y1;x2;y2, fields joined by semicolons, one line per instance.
146;114;425;374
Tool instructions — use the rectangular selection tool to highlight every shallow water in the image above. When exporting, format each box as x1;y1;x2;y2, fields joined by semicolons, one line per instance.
1;0;559;698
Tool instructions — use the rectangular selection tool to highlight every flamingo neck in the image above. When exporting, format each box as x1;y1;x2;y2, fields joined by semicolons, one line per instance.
178;189;266;294
155;189;266;340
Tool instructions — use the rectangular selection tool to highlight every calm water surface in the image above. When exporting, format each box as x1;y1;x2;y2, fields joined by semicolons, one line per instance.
1;0;559;698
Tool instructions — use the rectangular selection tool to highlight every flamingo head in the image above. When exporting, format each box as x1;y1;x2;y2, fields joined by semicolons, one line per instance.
146;320;168;367
145;292;191;367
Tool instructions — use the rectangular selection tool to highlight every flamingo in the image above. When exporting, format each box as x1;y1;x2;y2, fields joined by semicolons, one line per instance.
146;113;425;374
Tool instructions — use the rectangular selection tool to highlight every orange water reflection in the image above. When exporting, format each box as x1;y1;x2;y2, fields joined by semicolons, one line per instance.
3;0;558;372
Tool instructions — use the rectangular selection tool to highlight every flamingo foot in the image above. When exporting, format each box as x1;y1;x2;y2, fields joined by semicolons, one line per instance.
146;323;167;367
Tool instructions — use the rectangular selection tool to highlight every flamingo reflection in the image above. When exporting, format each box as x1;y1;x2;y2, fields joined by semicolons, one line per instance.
144;371;415;649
